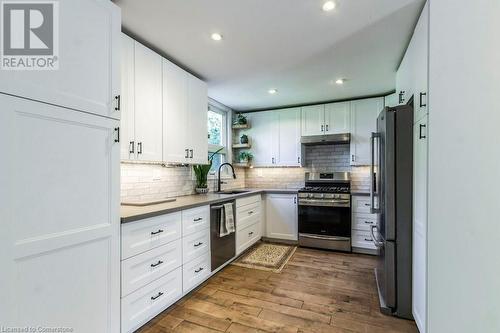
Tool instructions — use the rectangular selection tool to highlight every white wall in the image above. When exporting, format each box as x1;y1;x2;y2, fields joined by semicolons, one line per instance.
427;1;500;332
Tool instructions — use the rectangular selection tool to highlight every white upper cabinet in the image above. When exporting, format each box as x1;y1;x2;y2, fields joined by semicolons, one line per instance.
120;34;136;160
163;59;189;164
412;2;429;123
301;105;325;136
274;108;301;166
134;42;163;162
266;194;298;241
350;97;384;166
187;74;209;165
324;102;351;134
246;111;274;167
0;0;121;119
396;1;428;124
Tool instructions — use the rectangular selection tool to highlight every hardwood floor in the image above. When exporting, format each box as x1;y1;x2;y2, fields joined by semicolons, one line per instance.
138;247;418;333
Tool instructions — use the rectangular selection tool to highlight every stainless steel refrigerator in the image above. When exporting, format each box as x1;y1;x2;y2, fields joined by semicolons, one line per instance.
370;104;413;319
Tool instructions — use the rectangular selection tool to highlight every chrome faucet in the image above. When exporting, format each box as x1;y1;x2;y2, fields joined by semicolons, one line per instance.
217;163;236;192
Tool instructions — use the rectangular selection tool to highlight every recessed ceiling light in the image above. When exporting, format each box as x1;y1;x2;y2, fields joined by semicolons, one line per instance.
322;1;336;12
268;89;278;94
211;33;223;41
335;79;345;85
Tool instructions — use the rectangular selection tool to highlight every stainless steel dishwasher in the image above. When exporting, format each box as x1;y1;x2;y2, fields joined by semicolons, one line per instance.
210;200;236;271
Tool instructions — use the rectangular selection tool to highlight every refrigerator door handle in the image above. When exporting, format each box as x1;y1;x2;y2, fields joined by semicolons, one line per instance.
370;132;381;214
370;225;385;248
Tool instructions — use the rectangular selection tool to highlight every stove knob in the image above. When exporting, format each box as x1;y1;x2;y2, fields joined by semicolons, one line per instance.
308;193;314;199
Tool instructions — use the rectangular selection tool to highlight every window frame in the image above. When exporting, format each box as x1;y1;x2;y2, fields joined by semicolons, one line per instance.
207;100;232;178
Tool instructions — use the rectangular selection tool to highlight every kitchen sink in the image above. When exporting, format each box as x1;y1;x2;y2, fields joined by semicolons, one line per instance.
216;189;251;195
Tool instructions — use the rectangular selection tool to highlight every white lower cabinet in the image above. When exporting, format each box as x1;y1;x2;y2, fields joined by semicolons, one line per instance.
182;228;210;264
121;239;182;297
265;194;298;241
235;195;263;255
121;267;183;333
183;252;211;293
351;195;379;254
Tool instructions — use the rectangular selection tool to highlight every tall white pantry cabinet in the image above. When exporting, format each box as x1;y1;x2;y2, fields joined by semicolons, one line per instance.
0;1;121;332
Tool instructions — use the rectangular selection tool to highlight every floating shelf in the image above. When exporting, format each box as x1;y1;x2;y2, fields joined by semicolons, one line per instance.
233;162;251;168
232;143;251;149
232;124;250;130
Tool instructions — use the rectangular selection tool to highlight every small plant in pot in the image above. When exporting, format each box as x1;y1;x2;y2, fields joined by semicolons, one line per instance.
193;148;223;194
240;134;249;144
234;113;247;125
238;151;253;164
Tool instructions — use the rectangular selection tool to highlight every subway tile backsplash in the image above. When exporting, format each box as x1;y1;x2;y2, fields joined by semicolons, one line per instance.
120;144;371;202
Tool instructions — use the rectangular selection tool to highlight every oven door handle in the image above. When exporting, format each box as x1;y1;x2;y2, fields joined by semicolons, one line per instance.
299;233;350;241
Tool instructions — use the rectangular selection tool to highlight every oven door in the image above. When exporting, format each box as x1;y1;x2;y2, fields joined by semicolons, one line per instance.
298;203;351;251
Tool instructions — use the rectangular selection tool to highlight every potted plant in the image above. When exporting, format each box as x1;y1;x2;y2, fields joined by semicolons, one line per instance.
234;113;247;125
193;148;223;194
238;151;253;164
240;134;249;144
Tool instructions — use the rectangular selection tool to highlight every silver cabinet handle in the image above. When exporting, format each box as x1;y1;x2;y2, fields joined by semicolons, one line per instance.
189;149;193;158
114;95;121;111
150;260;163;268
137;142;143;155
193;217;203;222
321;124;324;132
272;157;275;164
297;157;300;164
151;229;164;235
248;211;254;215
364;220;374;224
325;124;329;132
248;232;254;236
364;238;373;242
114;127;120;143
195;267;204;273
151;292;163;301
194;242;203;247
185;149;189;158
129;141;135;154
351;154;355;162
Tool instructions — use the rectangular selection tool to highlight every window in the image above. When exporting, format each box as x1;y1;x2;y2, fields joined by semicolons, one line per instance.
207;104;230;175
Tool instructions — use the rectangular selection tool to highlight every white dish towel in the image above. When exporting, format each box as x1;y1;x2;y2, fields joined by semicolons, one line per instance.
219;203;235;237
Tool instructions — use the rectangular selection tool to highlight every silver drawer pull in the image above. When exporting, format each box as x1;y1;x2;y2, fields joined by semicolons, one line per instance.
151;229;164;235
194;242;203;247
364;203;371;207
150;260;163;268
151;292;163;301
193;217;203;222
248;232;254;236
248;211;254;215
364;238;373;242
364;221;374;224
195;267;204;273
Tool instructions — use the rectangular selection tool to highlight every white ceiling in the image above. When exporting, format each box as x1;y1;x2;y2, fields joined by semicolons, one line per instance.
114;0;425;111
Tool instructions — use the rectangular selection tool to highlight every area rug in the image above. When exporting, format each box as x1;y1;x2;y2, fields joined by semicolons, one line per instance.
232;242;297;273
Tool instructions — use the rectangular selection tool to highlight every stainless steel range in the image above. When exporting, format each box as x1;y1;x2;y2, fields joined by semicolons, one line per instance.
298;172;352;252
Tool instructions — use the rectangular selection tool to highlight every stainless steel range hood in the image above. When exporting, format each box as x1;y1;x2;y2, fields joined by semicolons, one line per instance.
300;133;350;146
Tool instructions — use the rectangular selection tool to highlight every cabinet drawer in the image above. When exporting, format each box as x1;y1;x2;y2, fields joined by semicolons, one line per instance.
182;228;210;264
236;222;261;255
352;214;378;232
121;267;182;333
236;194;261;208
236;201;261;230
183;251;211;293
122;212;182;260
121;239;182;297
352;196;378;214
182;205;209;236
352;230;377;250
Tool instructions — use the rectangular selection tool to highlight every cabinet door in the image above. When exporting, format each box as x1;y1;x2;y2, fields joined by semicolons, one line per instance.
413;116;428;333
350;98;384;165
0;94;120;332
324;102;350;134
274;108;301;166
266;194;298;241
413;2;429;124
301;105;325;136
120;34;136;160
134;42;163;162
246;111;274;166
0;0;121;119
187;74;209;164
163;59;189;163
